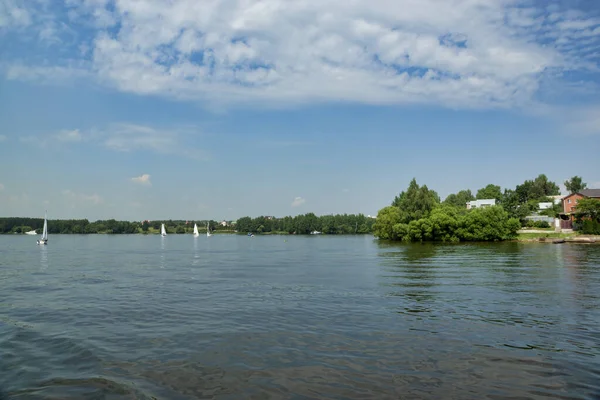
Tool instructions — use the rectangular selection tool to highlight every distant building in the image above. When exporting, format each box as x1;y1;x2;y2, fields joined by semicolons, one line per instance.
548;195;563;205
466;199;496;209
562;189;600;214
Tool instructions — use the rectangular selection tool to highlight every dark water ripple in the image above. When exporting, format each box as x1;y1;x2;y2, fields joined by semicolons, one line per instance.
1;235;599;399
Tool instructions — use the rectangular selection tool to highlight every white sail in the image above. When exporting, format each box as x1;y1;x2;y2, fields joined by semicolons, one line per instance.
42;215;48;240
161;223;167;236
37;211;48;245
206;221;212;237
193;223;199;236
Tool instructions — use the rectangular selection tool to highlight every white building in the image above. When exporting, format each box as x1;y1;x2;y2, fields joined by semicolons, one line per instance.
466;199;496;209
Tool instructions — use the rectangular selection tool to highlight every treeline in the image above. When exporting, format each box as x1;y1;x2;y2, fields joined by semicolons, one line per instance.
235;213;375;234
443;174;564;222
0;218;231;234
375;179;521;242
574;198;600;234
374;174;594;242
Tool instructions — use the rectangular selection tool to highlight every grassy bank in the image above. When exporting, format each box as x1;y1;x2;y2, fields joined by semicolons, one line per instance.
517;232;576;241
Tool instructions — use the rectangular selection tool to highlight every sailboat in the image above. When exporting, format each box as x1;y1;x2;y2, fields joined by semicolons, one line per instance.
37;211;48;245
193;223;199;237
161;223;167;237
206;222;212;237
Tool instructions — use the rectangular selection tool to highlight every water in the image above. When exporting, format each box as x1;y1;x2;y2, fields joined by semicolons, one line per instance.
1;235;599;399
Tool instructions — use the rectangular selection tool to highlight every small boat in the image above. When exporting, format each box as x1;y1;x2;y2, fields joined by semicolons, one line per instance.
161;223;167;237
25;230;37;235
37;212;48;245
310;230;322;235
193;223;199;237
207;222;212;237
247;232;254;237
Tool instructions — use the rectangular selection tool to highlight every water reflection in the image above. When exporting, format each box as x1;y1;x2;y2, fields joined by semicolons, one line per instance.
377;243;439;314
39;245;48;271
403;243;438;262
160;236;166;268
192;237;200;267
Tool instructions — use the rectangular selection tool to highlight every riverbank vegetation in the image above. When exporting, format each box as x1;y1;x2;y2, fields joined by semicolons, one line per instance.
235;213;375;234
0;218;229;235
374;174;598;242
373;179;521;242
574;198;600;234
0;213;375;235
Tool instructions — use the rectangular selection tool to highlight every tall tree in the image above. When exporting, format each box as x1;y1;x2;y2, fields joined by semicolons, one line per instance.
515;174;560;203
392;178;440;223
532;174;560;197
444;189;475;208
476;184;502;201
564;176;587;194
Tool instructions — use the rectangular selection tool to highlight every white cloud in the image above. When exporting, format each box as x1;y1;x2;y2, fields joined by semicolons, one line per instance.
56;129;82;142
62;189;103;204
2;0;599;111
103;123;183;153
131;173;151;186
0;0;32;29
291;197;306;207
101;123;209;160
18;122;210;159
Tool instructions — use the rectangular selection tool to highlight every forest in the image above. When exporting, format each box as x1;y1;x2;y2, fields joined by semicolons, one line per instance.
0;219;231;235
0;214;375;235
235;213;375;234
373;174;598;242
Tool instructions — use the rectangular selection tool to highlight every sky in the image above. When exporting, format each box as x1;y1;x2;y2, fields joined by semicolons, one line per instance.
0;0;599;222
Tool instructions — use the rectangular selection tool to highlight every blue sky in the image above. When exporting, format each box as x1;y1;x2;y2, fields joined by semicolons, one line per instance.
0;0;599;221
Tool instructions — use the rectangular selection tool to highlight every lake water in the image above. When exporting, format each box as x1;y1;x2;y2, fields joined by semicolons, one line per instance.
0;235;599;399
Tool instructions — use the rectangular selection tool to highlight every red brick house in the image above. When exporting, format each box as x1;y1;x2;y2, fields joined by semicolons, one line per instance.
562;189;600;215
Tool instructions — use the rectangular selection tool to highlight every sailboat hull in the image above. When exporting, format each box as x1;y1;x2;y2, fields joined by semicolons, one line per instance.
37;239;48;245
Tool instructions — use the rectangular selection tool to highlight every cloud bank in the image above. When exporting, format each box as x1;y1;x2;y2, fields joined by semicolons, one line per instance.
1;0;599;112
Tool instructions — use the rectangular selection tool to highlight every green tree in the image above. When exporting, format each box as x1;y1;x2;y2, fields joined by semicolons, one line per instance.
444;189;475;208
575;198;600;220
515;174;560;203
476;184;502;201
456;206;520;241
564;176;587;194
533;174;560;197
392;178;440;223
373;206;402;240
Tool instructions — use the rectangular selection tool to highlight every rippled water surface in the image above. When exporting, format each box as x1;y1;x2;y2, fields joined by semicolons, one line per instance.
1;235;599;399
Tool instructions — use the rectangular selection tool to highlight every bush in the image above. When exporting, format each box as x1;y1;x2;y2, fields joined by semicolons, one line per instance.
581;220;600;235
533;220;550;228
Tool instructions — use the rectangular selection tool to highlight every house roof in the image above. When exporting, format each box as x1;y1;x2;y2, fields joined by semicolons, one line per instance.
580;189;600;198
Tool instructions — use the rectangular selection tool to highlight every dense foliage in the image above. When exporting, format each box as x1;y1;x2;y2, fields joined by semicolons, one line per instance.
1;214;375;235
574;198;600;234
374;179;522;242
235;213;375;234
443;189;474;208
0;218;232;234
564;176;587;194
